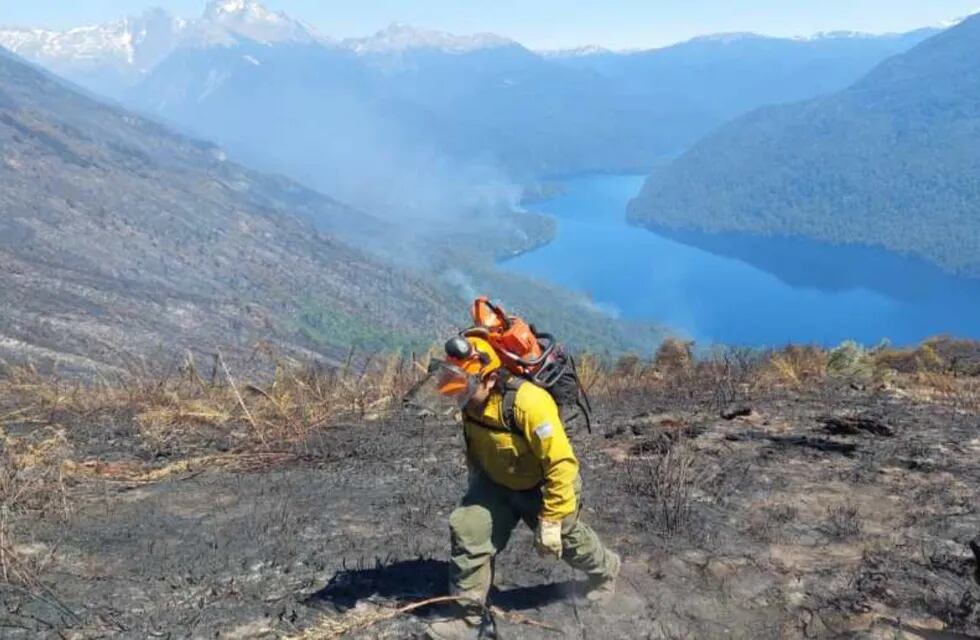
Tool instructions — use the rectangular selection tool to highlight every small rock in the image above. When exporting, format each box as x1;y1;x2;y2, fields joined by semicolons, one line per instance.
819;415;895;437
721;405;753;420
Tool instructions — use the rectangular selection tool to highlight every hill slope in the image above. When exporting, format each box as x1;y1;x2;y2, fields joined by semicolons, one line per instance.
0;47;454;372
629;15;980;277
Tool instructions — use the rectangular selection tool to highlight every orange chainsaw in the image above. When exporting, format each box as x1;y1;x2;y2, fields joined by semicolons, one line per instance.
462;297;568;392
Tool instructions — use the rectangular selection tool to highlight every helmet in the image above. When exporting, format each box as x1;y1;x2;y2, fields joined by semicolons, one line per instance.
435;336;502;401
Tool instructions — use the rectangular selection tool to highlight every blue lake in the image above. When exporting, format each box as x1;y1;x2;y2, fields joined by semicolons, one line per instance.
504;174;980;346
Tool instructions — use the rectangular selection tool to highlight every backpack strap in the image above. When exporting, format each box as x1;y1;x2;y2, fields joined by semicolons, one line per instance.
466;372;527;439
499;373;525;438
568;355;593;433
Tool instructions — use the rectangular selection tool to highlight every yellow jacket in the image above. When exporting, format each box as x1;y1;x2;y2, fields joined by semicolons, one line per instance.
463;382;579;522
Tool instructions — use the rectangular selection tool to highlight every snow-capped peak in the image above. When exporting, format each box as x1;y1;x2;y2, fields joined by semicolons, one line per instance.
345;23;514;55
201;0;321;44
0;8;188;72
0;1;321;84
205;0;252;18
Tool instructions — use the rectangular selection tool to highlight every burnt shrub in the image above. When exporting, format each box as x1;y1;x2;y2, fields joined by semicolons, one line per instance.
745;502;799;542
821;505;862;541
624;440;702;537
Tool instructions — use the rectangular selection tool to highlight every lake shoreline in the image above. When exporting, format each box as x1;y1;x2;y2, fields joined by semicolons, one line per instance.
503;174;980;347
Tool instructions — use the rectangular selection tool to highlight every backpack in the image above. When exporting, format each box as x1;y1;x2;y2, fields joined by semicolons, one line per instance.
463;297;593;433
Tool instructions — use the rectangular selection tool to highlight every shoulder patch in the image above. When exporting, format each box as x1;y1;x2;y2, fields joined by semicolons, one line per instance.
534;422;554;439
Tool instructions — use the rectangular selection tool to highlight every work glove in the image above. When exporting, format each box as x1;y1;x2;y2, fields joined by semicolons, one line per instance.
534;519;563;560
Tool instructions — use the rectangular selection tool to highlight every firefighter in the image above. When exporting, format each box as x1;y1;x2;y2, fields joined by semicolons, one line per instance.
426;336;620;639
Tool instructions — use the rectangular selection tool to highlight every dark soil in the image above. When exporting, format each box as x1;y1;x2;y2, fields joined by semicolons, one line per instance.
3;381;980;639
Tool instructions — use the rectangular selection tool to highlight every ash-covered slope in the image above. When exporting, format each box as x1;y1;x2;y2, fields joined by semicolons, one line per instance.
0;47;454;372
629;15;980;277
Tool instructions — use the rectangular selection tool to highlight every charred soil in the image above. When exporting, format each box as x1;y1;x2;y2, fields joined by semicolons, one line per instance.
2;346;980;639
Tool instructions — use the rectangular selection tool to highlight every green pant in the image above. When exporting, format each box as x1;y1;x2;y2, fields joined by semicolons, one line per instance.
448;472;618;602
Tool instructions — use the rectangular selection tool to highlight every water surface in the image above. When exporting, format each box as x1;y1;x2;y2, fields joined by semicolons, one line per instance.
504;174;980;346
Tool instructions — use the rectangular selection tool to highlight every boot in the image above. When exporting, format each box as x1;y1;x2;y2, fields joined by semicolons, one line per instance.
584;551;621;605
426;604;487;640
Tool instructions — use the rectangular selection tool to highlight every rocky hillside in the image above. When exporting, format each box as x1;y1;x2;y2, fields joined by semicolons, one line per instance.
629;14;980;277
0;47;455;373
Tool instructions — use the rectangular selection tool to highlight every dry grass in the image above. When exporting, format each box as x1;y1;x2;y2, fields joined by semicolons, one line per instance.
874;343;944;375
577;338;980;416
0;351;434;520
654;338;695;374
2;338;979;520
2;351;426;441
0;426;73;519
756;345;828;389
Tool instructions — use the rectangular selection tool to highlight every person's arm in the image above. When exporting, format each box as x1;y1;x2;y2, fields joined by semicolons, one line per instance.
517;385;579;522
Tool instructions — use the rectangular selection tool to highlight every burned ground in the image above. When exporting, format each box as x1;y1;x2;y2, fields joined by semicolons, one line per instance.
2;347;980;639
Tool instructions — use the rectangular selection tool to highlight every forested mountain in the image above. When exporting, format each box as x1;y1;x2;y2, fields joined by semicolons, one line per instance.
629;14;980;277
0;46;455;371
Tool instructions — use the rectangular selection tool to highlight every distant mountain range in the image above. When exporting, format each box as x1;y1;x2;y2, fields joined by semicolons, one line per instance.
0;1;941;185
629;13;980;278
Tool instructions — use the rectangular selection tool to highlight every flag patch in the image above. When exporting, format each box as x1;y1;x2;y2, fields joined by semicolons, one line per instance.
534;423;554;439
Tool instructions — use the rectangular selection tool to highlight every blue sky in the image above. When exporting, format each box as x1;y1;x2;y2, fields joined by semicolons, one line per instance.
2;0;978;49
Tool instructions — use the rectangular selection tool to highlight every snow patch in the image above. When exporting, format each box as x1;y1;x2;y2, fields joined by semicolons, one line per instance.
345;23;513;55
939;7;980;27
539;45;612;58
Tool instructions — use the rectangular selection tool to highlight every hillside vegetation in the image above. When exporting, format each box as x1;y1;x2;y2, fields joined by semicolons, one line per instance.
629;15;980;277
0;48;457;371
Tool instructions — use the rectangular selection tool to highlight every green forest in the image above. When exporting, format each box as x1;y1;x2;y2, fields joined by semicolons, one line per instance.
630;14;980;277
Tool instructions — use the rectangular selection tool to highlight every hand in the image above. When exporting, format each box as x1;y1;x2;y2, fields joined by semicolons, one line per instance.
534;519;563;560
